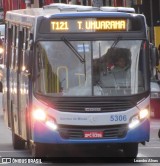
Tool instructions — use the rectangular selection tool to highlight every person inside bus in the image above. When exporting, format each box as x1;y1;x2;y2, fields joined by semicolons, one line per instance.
106;49;143;90
111;54;129;72
101;48;130;76
98;49;131;91
109;53;130;88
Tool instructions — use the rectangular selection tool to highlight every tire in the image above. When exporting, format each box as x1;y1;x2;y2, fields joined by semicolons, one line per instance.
123;143;138;157
12;132;26;149
31;142;46;157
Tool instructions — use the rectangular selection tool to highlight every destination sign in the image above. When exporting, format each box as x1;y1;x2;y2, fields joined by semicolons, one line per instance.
50;19;127;32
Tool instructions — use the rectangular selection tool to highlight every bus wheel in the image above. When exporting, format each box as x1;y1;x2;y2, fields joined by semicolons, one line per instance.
31;143;46;157
122;143;138;157
12;132;25;149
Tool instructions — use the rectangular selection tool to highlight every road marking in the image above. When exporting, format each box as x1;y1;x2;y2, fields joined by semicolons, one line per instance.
137;153;146;157
139;146;160;149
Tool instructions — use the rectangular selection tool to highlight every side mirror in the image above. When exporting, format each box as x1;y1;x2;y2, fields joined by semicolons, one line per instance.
150;45;159;67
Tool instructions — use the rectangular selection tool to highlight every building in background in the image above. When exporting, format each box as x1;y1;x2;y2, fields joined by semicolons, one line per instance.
0;0;160;50
0;0;26;13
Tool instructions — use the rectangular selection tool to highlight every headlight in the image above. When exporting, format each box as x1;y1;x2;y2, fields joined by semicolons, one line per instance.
129;108;149;129
129;115;140;129
46;119;57;130
32;109;46;121
32;108;58;130
139;108;149;120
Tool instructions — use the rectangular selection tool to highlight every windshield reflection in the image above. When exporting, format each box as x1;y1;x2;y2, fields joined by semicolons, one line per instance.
34;40;145;97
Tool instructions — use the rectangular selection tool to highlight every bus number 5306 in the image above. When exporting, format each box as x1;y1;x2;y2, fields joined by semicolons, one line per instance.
110;115;127;122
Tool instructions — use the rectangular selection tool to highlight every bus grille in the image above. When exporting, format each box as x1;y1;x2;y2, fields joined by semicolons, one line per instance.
36;94;144;113
58;124;128;139
56;100;134;112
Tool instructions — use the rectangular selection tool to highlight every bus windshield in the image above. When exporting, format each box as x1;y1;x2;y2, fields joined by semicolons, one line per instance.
34;40;145;96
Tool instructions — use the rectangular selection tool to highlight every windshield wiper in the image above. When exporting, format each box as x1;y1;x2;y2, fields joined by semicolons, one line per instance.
62;37;85;63
111;36;122;48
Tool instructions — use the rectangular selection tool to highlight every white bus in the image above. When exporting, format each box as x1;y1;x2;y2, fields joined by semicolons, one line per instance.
2;4;158;158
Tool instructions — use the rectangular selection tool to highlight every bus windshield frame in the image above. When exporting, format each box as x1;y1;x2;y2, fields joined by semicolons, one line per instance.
34;39;148;97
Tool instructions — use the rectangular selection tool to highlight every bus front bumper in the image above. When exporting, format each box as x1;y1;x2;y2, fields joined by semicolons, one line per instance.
32;119;150;144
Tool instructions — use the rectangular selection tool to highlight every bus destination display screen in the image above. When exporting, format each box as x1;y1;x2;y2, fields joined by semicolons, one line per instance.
50;18;127;33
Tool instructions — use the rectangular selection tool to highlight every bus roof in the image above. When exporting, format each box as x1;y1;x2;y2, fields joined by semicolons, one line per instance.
5;3;137;27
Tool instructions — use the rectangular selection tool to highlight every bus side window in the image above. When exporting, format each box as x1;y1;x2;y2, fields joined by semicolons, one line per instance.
21;28;27;72
5;23;12;68
11;25;16;69
21;28;32;73
15;26;20;70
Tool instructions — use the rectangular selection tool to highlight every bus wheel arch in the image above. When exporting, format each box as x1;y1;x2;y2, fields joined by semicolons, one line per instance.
12;132;26;149
11;101;26;149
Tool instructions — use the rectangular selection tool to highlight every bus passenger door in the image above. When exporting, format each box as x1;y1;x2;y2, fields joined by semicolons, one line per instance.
17;27;31;141
9;25;20;136
3;23;12;128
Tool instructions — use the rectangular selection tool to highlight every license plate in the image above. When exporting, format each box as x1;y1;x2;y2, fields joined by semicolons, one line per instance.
84;131;103;138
